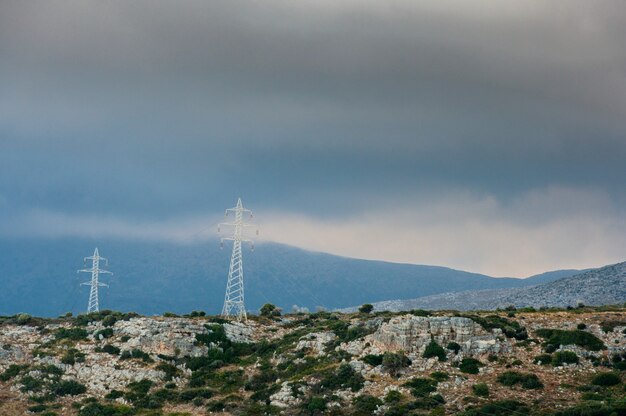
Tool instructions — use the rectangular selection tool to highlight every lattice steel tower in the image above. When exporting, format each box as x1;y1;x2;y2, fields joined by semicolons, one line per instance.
78;248;112;313
219;198;257;321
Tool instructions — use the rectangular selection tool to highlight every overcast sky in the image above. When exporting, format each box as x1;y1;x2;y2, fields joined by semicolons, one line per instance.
1;0;625;276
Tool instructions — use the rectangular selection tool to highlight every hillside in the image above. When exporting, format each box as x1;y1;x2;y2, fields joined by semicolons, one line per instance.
362;261;626;312
2;308;626;415
0;239;573;317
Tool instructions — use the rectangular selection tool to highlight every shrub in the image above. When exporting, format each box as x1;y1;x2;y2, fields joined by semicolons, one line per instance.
0;364;29;381
320;364;364;392
61;349;86;365
600;320;626;333
467;315;528;340
459;358;483;374
382;351;411;377
55;328;88;341
403;377;437;397
259;303;281;318
430;371;450;381
535;329;605;351
53;380;87;396
305;396;326;412
156;362;181;381
352;394;382;414
591;372;621;387
96;344;120;356
94;328;114;339
577;323;587;330
459;400;529;416
472;383;489;397
423;341;446;361
358;304;374;314
78;402;134;416
16;313;32;325
361;354;383;366
446;342;461;354
533;354;552;365
384;390;403;403
497;371;543;389
552;351;579;366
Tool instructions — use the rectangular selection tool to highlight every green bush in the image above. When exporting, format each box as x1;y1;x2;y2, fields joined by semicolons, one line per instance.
382;351;411;377
533;354;552;365
591;372;621;387
577;323;587;330
156;362;181;381
94;328;114;339
55;328;88;341
0;364;29;381
384;390;403;403
78;402;134;416
352;394;382;414
96;344;121;356
423;340;446;361
552;351;579;366
600;320;626;333
497;371;543;389
467;315;528;340
320;364;364;392
459;400;529;416
61;348;86;365
53;380;87;396
358;304;374;314
305;396;326;412
361;354;383;366
535;329;605;351
16;313;32;325
259;303;281;318
430;371;450;381
403;377;437;397
472;383;489;397
446;342;461;354
459;358;483;374
102;315;117;327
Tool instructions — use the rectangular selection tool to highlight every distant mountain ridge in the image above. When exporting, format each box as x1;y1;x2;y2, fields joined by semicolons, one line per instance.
354;261;626;312
0;238;579;317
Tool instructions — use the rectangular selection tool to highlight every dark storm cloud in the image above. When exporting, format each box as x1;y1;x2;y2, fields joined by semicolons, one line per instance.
0;1;625;234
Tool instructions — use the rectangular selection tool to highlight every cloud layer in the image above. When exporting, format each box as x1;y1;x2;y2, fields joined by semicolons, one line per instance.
1;1;625;275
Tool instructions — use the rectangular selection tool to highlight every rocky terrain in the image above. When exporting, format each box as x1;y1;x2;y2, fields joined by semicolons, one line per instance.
350;261;626;313
2;307;626;415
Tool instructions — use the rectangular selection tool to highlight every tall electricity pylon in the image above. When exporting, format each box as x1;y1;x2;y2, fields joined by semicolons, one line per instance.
218;198;258;321
78;248;112;313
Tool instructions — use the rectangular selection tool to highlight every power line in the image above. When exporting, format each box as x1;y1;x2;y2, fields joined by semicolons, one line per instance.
218;198;257;321
77;248;112;313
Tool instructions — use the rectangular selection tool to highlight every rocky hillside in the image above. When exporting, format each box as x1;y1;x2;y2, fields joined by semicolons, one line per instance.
2;307;626;415
355;261;626;312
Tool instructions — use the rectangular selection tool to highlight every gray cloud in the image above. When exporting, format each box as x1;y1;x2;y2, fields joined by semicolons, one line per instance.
0;0;625;273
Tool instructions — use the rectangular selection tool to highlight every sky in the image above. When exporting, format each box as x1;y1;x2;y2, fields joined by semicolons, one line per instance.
0;0;625;277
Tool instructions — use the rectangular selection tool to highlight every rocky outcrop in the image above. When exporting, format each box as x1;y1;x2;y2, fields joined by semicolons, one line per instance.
296;332;337;356
270;381;307;408
366;315;509;355
224;322;255;343
114;317;208;357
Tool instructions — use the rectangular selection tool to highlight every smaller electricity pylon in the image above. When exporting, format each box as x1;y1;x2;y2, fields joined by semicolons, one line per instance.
218;198;258;321
78;248;112;313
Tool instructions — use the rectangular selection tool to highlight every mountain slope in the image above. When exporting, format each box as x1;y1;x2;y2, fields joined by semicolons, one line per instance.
362;261;626;311
0;238;572;317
